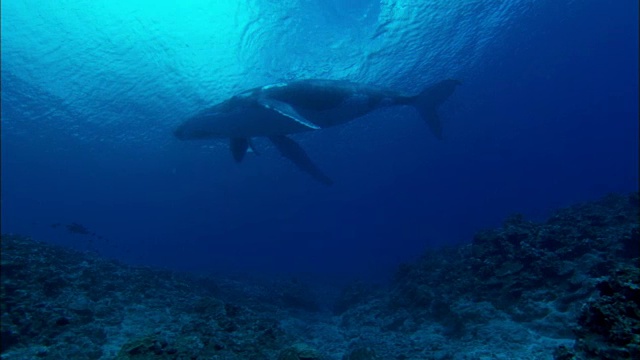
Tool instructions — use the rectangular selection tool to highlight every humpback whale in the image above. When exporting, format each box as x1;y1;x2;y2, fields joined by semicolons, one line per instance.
174;79;460;185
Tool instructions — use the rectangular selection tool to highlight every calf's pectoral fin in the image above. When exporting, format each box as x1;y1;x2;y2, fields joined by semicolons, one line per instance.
230;138;249;162
258;98;321;130
421;108;442;140
268;135;333;186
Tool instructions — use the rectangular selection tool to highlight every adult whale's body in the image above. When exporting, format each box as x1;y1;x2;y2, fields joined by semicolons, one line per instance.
174;79;460;185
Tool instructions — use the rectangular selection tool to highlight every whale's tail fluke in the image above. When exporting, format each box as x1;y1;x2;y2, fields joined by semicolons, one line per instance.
408;79;461;139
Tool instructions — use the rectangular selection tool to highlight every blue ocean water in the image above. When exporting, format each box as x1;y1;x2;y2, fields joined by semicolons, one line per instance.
1;0;637;281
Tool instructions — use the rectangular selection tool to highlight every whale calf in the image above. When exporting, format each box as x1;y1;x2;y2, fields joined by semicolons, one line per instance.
174;79;460;185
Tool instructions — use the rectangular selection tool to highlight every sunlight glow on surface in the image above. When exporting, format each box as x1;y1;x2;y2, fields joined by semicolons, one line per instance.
1;0;532;146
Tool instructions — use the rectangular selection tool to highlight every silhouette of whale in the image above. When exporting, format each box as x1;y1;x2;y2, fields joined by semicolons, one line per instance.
174;79;460;185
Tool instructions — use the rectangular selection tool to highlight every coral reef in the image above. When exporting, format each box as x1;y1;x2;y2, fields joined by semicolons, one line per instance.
0;235;290;359
571;264;640;359
278;342;325;360
347;193;639;358
1;193;637;359
390;194;638;323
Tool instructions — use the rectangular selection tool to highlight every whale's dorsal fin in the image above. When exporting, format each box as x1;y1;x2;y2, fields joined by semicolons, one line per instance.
258;98;321;130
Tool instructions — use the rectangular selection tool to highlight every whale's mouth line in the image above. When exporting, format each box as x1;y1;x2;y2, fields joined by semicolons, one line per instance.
173;124;221;140
173;126;185;140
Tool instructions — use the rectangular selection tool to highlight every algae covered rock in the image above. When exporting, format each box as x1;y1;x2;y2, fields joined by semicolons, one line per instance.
572;264;640;359
343;346;379;360
278;342;325;360
116;334;177;359
333;282;379;315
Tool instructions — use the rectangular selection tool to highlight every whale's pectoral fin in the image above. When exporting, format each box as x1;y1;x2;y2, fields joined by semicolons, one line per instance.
269;135;333;186
422;108;442;140
230;138;249;162
247;138;260;156
258;98;321;130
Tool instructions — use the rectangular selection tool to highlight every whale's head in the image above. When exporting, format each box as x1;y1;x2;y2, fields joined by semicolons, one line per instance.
173;120;213;140
173;110;224;140
174;95;253;140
